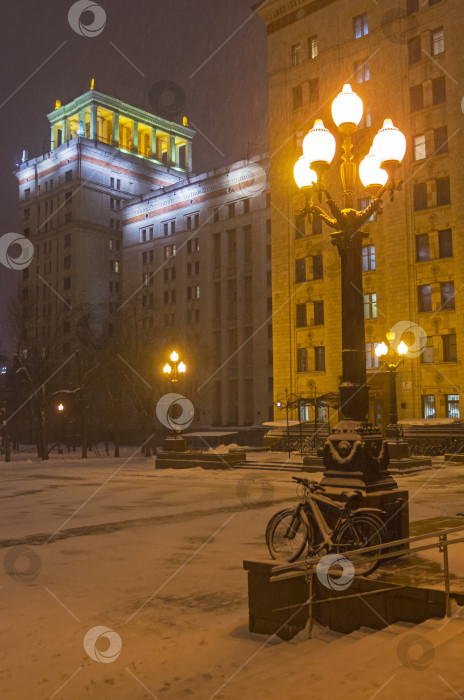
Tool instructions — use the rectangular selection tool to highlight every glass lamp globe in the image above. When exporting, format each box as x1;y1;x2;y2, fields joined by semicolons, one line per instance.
163;363;172;374
331;84;363;130
373;119;406;167
397;341;408;356
302;120;336;172
178;362;186;373
294;156;317;189
375;342;388;357
170;351;179;363
359;147;388;191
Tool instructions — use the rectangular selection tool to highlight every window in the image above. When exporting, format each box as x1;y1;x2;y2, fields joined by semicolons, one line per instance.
354;59;369;83
164;290;169;305
353;13;368;39
432;76;446;105
296;303;307;327
434;126;448;155
358;197;373;221
418;284;432;312
446;395;460;419
436;176;450;206
312;255;323;280
293;85;303;110
266;219;271;234
422;395;436;419
440;282;455;310
24;208;30;220
64;234;71;247
421;337;435;364
65;170;72;182
364;293;377;319
110;261;119;273
64;255;71;269
308;78;319;102
295;258;306;283
64;277;71;290
292;43;301;66
171;289;176;303
117;179;121;190
408;36;421;64
313;300;324;325
297;348;308;373
414;182;428;211
143;272;150;286
414;135;426;161
315;347;325;372
438;229;453;258
407;0;419;13
366;342;379;369
416;234;430;261
228;203;235;218
164;244;176;259
362;245;375;271
243;199;250;214
193;284;200;299
295;213;306;238
410;84;424;112
267;271;272;287
431;28;444;55
309;35;318;59
213;208;220;222
24;188;30;201
23;228;30;239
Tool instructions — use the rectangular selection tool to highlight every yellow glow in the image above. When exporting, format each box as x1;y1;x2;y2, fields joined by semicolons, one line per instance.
183;116;189;127
90;78;95;90
398;341;408;356
373;119;407;166
170;351;179;363
178;362;186;374
359;147;388;189
375;342;388;358
57;403;64;412
55;100;61;110
386;331;395;342
294;156;317;189
163;364;172;375
303;119;336;168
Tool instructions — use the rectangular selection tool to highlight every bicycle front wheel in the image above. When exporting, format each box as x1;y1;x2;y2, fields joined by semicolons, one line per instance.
266;508;313;562
335;514;384;576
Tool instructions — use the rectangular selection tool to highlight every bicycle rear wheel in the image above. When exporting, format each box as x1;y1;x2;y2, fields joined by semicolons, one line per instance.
266;508;314;562
335;514;385;576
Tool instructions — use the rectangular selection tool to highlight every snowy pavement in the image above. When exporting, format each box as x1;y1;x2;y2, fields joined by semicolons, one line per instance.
0;452;464;699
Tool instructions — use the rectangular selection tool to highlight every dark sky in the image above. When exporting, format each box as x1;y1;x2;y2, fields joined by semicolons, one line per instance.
0;0;269;351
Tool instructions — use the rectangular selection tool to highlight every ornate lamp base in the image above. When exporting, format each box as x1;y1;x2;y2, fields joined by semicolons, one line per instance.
321;419;398;492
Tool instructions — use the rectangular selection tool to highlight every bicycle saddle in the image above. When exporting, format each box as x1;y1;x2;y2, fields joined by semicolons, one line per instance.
342;490;362;501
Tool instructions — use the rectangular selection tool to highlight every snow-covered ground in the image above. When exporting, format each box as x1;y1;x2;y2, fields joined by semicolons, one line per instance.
0;451;464;699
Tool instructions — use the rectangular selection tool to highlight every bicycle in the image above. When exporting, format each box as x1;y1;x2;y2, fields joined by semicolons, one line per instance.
266;476;386;576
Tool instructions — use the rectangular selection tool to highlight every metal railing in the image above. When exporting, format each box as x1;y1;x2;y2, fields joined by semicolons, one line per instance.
271;523;464;620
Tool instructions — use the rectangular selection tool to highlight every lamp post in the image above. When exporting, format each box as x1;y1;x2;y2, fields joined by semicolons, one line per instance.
57;403;65;454
375;334;410;459
294;84;407;495
162;350;188;452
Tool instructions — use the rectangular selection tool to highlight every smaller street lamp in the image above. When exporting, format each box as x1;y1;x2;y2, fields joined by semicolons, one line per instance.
163;350;187;383
375;333;409;458
57;403;65;454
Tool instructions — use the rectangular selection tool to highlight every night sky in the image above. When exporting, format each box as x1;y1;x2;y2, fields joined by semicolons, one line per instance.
0;0;269;351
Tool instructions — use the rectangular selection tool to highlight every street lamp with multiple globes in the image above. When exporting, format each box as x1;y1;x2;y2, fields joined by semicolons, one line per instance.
375;333;410;459
163;351;187;383
294;83;407;495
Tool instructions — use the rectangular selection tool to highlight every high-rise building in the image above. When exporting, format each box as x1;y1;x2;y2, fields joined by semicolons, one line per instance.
257;0;463;429
14;89;273;427
15;87;193;355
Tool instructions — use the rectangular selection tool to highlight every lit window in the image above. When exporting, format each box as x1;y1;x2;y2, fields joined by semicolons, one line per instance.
446;395;460;419
354;59;369;83
422;395;436;419
362;245;375;271
366;342;379;369
292;43;301;66
364;293;377;319
431;28;444;55
315;347;325;372
414;135;426;161
297;348;308;373
416;234;430;262
309;35;318;59
353;13;368;39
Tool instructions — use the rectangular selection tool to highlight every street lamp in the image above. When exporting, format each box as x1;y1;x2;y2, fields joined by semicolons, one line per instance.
294;83;406;492
163;350;187;383
375;334;410;459
57;403;65;454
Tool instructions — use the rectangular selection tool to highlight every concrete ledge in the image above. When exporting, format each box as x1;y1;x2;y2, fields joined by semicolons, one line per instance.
243;559;464;638
444;453;464;463
302;456;432;472
156;451;246;469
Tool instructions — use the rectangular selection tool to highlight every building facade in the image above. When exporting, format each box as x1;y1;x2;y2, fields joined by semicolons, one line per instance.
15;89;273;426
257;0;464;429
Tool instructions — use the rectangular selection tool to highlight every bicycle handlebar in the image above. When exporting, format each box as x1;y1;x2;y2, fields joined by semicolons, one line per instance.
292;476;325;492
